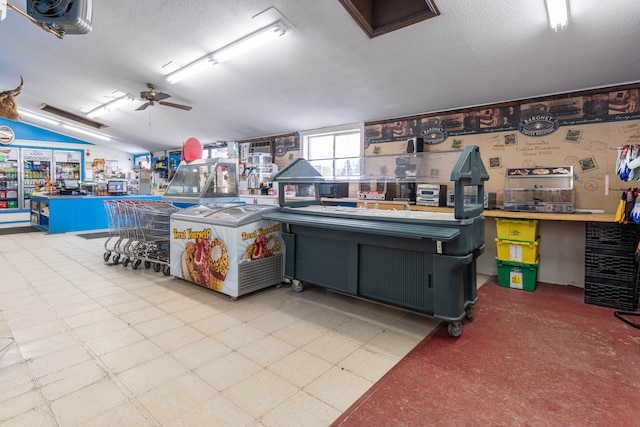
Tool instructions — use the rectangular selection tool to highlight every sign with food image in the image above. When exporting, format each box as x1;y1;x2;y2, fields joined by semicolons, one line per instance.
170;219;283;295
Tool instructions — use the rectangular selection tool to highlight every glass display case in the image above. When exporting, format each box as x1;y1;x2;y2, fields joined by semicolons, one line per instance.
162;158;239;205
503;166;574;213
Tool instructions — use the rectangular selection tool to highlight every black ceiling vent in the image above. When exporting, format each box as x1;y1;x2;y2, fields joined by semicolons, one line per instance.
339;0;440;38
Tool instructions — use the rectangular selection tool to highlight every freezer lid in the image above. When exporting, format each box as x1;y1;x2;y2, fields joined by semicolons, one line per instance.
170;202;241;220
263;212;460;241
174;204;282;227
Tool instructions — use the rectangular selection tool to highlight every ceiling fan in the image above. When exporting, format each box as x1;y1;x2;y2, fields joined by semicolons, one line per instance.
136;83;192;111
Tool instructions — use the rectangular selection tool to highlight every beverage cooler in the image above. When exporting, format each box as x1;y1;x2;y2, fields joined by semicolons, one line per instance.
54;150;82;180
22;148;54;209
0;147;20;210
170;203;284;298
0;148;85;211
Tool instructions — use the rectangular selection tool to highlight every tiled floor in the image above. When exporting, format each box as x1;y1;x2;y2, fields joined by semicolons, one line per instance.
0;231;489;426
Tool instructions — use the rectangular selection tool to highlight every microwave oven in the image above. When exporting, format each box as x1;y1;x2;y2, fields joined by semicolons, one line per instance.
416;184;447;206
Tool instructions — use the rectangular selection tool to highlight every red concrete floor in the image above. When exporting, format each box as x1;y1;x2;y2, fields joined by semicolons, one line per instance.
332;279;640;427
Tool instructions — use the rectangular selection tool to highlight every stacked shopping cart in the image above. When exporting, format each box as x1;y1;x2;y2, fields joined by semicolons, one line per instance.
103;200;180;275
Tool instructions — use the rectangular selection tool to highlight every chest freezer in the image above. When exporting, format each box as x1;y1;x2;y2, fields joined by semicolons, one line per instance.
170;204;284;298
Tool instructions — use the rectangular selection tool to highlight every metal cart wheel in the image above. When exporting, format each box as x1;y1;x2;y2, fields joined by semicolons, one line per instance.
144;261;151;269
154;263;162;273
112;254;120;265
465;306;473;320
291;279;304;293
162;265;171;276
132;259;141;270
122;258;130;267
103;252;111;262
448;322;463;338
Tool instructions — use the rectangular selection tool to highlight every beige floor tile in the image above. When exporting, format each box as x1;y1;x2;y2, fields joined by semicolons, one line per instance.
106;299;152;316
85;327;145;355
303;307;353;330
261;390;341;427
133;314;184;338
224;301;276;323
364;329;422;359
302;333;359;364
0;390;46;422
40;360;106;401
27;344;92;378
0;340;23;369
170;337;233;370
63;307;115;329
50;380;128;426
391;313;440;339
195;352;262;391
118;305;167;326
149;325;206;352
165;393;253;427
332;317;386;344
47;293;93;309
5;310;58;332
17;331;78;359
172;303;221;323
224;370;298;419
192;312;242;336
272;321;327;348
2;406;56;427
117;354;187;396
0;377;34;404
214;323;267;350
100;340;165;373
79;401;154;427
338;347;397;383
54;302;103;319
10;320;68;345
0;363;33;397
237;335;296;367
0;295;44;311
268;349;333;388
73;316;129;341
246;309;298;334
156;296;202;313
94;290;140;308
137;372;217;424
305;366;373;412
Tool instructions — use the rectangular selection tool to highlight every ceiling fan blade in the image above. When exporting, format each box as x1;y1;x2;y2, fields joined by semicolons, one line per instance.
159;101;192;111
154;92;171;102
135;102;151;111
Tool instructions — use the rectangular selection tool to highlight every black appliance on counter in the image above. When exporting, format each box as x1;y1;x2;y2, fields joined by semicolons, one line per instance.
59;179;80;195
318;182;349;198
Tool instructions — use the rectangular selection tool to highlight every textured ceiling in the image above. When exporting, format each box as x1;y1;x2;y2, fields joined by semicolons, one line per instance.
0;0;639;154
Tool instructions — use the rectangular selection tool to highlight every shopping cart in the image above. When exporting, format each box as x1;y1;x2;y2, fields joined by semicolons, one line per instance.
103;200;140;266
130;201;181;275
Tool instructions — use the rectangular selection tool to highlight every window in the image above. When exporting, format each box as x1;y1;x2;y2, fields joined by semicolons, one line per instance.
303;126;362;179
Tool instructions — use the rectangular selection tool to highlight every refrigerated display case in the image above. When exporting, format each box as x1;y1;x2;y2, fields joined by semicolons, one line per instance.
162;158;239;207
170;203;284;298
0;147;20;210
22;148;53;209
54;150;82;180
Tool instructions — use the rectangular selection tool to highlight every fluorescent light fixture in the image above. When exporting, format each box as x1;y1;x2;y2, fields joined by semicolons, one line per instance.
18;109;60;126
166;20;287;84
546;0;568;31
19;109;112;142
62;124;111;141
86;93;135;118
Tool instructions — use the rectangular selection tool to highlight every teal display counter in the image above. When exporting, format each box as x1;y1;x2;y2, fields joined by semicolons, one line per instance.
30;195;162;233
